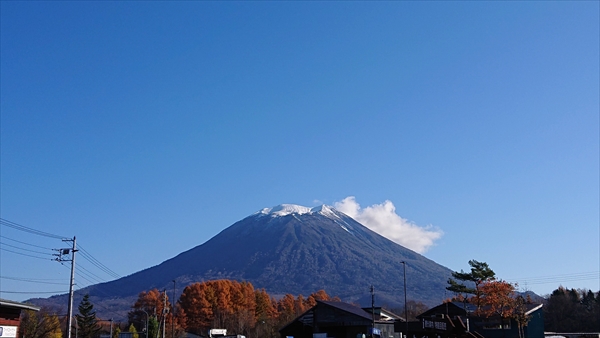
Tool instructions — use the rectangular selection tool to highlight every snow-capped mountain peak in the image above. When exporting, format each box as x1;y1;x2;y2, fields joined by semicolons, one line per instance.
257;204;312;216
256;204;340;218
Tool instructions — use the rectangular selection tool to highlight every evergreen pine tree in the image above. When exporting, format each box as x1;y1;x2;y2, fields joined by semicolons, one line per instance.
147;317;159;338
446;259;496;311
76;294;101;338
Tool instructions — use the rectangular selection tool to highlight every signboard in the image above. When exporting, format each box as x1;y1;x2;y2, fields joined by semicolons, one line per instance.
369;328;381;335
422;319;447;331
0;326;18;338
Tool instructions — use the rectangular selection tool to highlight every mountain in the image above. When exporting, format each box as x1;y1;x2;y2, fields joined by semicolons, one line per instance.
30;204;453;319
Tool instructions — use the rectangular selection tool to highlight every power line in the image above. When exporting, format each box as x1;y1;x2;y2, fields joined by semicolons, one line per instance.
0;218;66;239
1;218;121;284
0;235;55;250
0;290;69;294
78;245;121;279
0;247;54;260
0;241;54;256
77;265;106;285
0;276;69;285
507;271;600;286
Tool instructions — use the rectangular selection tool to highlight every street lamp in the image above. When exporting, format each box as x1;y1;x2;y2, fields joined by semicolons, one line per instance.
400;261;408;338
140;310;149;338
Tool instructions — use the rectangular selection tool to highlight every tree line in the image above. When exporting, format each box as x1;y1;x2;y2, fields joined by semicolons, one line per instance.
543;286;599;332
19;268;599;338
446;259;600;335
127;280;340;338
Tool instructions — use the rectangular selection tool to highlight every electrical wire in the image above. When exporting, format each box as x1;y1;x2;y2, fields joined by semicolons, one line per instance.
0;247;54;260
77;265;106;285
0;241;54;256
0;276;69;285
0;235;55;250
0;218;67;239
78;245;121;279
0;218;121;287
0;290;69;294
507;271;600;286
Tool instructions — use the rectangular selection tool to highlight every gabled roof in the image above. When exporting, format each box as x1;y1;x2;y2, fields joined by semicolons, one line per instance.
449;301;478;313
525;303;543;315
0;298;40;311
318;300;373;321
417;301;473;318
379;308;404;321
279;300;374;333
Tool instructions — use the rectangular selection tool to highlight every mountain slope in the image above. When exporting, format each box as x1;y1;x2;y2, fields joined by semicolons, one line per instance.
31;204;453;318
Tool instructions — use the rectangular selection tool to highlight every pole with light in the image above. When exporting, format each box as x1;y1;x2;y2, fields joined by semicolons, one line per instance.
400;261;408;338
370;285;375;334
140;309;149;338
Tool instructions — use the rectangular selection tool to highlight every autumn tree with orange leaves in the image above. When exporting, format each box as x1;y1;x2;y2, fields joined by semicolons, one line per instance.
476;280;517;328
128;289;186;338
447;260;537;337
179;280;265;336
173;280;338;338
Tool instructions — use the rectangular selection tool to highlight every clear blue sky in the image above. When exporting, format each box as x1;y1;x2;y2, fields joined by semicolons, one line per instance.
1;1;598;303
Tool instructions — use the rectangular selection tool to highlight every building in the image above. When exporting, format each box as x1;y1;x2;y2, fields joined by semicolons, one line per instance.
415;301;544;338
0;298;40;338
279;301;403;338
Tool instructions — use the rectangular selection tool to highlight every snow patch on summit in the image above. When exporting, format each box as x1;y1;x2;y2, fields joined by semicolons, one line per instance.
257;204;312;216
254;203;356;234
257;204;339;218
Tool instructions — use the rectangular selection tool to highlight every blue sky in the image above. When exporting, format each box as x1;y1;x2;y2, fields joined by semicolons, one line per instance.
1;1;598;304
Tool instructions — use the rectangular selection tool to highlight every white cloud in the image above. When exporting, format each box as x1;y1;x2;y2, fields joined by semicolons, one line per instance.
334;196;443;254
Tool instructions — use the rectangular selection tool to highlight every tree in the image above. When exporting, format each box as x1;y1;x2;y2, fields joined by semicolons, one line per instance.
19;308;63;338
276;294;296;326
477;280;516;330
128;324;139;338
544;287;600;332
129;289;170;329
147;317;159;338
446;260;495;311
179;280;260;336
254;289;277;338
76;294;101;338
513;296;531;338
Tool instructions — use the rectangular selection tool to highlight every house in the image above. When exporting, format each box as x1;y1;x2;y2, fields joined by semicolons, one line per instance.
415;301;544;338
279;300;403;338
0;298;40;338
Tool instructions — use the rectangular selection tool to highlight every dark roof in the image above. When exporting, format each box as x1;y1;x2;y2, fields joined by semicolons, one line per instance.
450;301;478;313
418;301;543;318
318;300;373;321
0;298;40;311
279;300;374;333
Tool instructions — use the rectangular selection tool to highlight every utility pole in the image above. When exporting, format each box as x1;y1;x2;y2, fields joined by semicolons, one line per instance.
400;261;408;338
55;236;77;338
162;290;167;338
172;280;176;338
370;285;375;334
